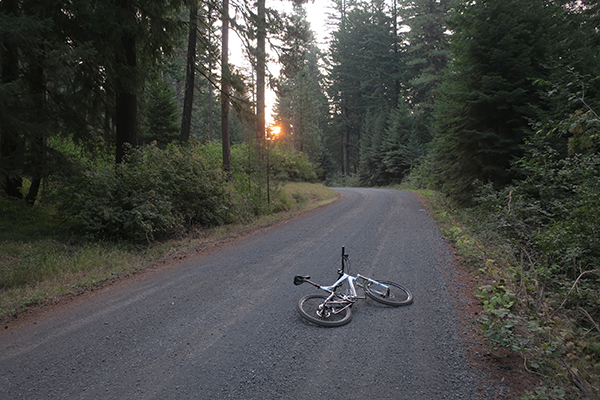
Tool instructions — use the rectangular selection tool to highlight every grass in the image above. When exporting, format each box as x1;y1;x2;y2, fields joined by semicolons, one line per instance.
282;181;340;208
0;182;338;321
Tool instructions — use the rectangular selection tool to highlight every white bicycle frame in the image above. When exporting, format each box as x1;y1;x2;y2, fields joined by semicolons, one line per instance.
319;273;391;302
295;247;393;315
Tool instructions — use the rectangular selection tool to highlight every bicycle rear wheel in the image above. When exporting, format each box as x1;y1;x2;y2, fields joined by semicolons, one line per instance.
365;280;413;306
297;294;352;327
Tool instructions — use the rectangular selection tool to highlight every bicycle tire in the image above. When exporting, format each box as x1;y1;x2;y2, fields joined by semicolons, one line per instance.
297;294;352;327
365;280;413;306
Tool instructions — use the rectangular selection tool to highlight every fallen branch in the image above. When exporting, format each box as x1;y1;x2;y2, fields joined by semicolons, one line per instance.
551;269;600;319
579;307;600;334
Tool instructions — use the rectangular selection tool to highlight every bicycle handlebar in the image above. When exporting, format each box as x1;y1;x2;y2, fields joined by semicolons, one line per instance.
294;247;349;285
339;246;348;278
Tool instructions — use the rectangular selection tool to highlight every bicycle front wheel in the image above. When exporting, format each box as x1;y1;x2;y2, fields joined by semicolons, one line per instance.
365;280;413;306
297;294;352;327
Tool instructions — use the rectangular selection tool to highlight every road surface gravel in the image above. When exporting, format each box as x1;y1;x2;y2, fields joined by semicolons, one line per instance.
0;188;509;399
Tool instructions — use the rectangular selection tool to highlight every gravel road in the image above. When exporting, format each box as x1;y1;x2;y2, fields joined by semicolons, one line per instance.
0;188;508;399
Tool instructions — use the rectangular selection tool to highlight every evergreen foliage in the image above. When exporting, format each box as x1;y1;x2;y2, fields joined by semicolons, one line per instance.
471;104;600;397
274;6;329;173
383;101;425;179
327;0;399;178
0;0;186;201
324;0;448;186
431;0;563;200
403;0;450;108
275;47;328;162
141;76;181;147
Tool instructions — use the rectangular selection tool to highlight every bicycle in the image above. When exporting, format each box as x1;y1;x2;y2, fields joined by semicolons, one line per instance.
293;247;413;327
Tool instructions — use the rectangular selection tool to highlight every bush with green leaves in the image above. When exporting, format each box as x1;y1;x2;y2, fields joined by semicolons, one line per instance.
269;144;318;183
475;283;527;352
475;110;600;280
207;141;318;216
52;137;322;243
200;141;292;218
56;143;233;242
471;108;600;396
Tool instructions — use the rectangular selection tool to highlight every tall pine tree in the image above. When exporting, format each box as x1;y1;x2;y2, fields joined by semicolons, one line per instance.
432;0;563;200
327;0;398;176
274;5;328;163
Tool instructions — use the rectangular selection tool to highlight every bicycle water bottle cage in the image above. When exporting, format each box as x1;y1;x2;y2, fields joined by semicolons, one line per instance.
294;275;310;285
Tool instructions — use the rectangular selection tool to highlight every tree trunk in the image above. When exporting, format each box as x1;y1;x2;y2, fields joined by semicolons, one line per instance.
208;3;214;142
180;3;198;143
25;136;46;207
115;89;138;163
342;106;350;176
0;0;23;198
209;69;214;141
115;1;138;164
392;0;400;104
0;136;22;198
221;0;232;179
25;57;47;206
256;0;266;142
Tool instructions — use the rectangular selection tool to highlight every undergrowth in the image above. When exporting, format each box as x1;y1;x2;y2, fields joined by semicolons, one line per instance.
417;189;600;399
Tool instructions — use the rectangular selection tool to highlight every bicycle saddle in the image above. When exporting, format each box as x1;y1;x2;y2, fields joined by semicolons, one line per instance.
294;275;310;285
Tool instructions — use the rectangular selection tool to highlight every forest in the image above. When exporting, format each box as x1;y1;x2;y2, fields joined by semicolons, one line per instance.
1;0;600;397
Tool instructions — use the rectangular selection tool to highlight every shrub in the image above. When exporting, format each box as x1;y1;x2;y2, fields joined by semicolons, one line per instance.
475;112;600;280
470;109;600;396
268;144;318;183
55;143;233;243
324;173;361;187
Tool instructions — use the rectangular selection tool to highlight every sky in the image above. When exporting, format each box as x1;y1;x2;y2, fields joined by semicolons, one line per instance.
302;0;335;49
228;0;335;124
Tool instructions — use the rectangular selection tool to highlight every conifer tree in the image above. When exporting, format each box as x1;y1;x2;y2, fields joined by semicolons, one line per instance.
382;100;420;180
0;0;187;203
402;0;449;145
432;0;563;200
180;2;198;143
274;5;328;162
142;76;180;147
328;0;397;176
221;0;232;177
0;0;80;201
404;0;449;109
